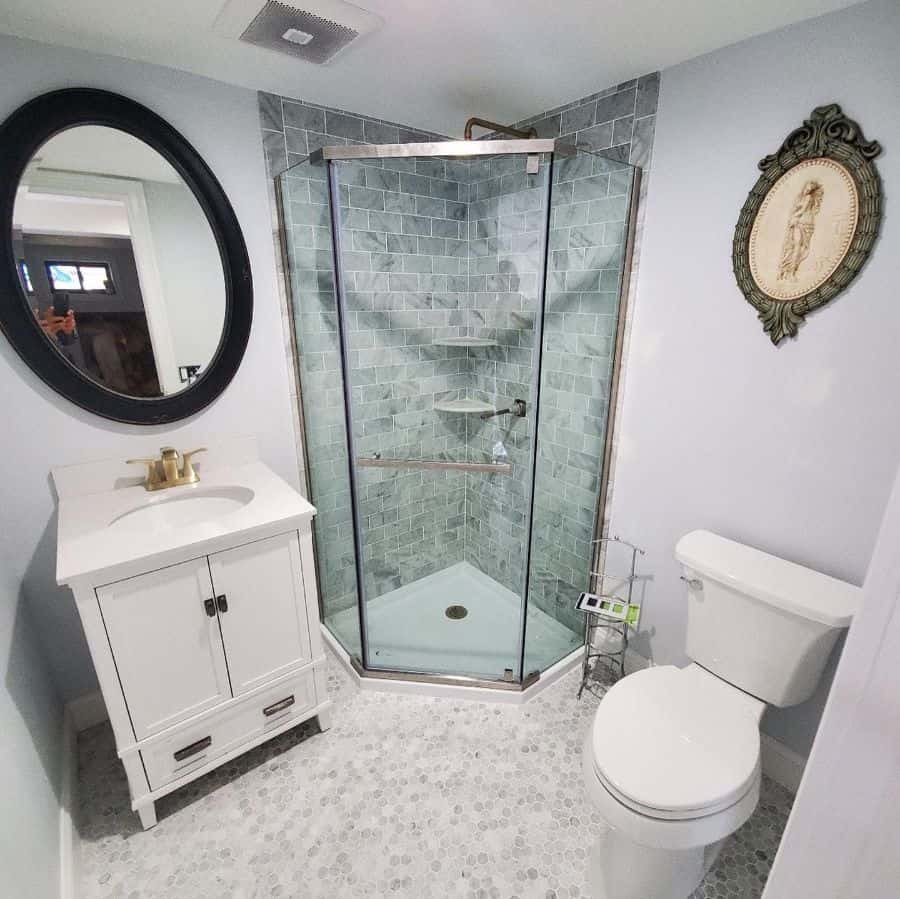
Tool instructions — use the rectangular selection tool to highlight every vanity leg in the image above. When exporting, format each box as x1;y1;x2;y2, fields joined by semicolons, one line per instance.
317;704;333;733
137;802;157;830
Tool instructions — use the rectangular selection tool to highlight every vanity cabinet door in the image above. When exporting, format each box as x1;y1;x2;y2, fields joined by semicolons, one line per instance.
97;558;232;740
208;532;312;696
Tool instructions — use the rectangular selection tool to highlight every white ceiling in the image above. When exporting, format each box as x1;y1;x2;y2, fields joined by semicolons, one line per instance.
0;0;861;137
13;191;131;237
34;127;183;184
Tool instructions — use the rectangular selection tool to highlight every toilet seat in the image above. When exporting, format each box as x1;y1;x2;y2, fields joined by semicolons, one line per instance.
593;760;759;821
583;730;762;852
590;665;763;820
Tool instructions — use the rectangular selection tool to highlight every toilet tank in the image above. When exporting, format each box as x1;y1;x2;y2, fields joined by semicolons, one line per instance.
675;530;860;707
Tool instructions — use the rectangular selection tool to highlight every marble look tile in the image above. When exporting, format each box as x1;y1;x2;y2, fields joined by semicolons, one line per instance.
635;72;661;119
262;129;287;178
574;122;613;152
561;102;596;135
78;655;792;899
283;101;325;134
258;92;283;132
325;110;365;142
531;114;561;139
364;119;401;144
630;115;656;170
284;126;308;156
594;89;637;126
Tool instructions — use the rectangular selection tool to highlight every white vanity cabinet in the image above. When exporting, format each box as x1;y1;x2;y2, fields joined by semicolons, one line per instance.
97;556;234;740
208;534;313;694
96;532;314;741
55;452;332;829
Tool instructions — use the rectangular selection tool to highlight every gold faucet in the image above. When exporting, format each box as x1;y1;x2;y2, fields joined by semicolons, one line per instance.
126;447;207;491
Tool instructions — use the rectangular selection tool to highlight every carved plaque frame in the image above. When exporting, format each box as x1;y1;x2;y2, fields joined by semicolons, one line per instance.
733;104;882;345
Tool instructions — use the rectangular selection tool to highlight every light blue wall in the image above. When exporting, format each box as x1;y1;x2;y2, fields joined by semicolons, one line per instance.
0;547;63;899
0;32;299;704
607;0;900;756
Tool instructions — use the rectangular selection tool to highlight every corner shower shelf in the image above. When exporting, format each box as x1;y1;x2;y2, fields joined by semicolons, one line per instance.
433;337;499;348
433;399;496;414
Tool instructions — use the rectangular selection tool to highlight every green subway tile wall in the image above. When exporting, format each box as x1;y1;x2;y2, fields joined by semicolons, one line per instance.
334;156;472;602
527;153;635;661
264;75;657;675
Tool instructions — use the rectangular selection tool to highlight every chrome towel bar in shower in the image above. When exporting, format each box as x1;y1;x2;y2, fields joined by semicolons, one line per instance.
356;456;512;475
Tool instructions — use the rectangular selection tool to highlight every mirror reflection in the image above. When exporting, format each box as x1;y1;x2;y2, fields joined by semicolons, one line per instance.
12;126;226;397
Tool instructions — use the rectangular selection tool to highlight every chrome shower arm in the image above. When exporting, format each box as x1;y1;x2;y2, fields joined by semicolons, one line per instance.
480;399;526;420
463;117;538;141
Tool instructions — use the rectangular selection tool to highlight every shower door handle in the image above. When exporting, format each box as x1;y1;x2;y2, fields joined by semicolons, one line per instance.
356;457;512;474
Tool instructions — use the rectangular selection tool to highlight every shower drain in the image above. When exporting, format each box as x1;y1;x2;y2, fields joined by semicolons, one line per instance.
445;605;468;620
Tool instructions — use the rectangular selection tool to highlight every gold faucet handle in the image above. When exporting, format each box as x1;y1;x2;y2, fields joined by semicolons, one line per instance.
126;457;160;487
158;446;180;483
181;448;207;480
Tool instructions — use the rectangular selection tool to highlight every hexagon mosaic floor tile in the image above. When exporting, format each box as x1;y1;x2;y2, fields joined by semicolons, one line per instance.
77;655;793;898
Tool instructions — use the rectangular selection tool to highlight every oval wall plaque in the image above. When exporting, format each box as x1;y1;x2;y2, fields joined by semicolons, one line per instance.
733;104;882;345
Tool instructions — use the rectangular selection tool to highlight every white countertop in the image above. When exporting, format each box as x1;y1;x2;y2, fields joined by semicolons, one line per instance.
56;461;316;587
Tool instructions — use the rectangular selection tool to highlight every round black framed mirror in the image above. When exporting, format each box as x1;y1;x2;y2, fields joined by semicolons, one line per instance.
0;89;252;424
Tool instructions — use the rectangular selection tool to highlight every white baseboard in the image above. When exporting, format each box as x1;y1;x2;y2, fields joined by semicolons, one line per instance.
760;733;807;794
60;708;80;899
66;691;107;732
60;687;104;898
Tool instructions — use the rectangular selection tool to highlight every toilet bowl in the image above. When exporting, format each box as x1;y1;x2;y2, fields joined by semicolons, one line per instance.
582;664;763;899
581;530;860;899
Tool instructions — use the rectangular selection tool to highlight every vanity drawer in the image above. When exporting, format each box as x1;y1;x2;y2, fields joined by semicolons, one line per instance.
141;670;317;791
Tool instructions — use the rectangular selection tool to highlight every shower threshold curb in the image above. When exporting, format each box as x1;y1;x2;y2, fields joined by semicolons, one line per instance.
321;625;583;705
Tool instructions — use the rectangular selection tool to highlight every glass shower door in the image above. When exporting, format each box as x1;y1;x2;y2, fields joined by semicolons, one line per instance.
524;148;639;675
330;152;552;681
277;155;362;660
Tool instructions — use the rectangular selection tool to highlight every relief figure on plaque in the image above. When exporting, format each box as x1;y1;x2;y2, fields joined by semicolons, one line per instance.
778;179;825;281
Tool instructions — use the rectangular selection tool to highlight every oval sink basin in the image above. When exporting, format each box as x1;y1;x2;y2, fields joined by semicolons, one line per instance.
109;486;255;534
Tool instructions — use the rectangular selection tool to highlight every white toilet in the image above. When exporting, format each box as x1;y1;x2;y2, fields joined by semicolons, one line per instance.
582;529;860;899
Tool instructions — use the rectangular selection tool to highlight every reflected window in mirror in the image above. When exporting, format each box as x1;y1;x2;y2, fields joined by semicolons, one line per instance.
12;125;227;399
1;89;252;424
46;261;115;293
17;259;34;294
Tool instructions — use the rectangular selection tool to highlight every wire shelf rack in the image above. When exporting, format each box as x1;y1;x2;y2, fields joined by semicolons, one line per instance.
576;536;645;699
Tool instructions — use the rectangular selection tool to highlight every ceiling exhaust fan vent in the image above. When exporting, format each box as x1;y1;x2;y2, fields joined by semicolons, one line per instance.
215;0;381;65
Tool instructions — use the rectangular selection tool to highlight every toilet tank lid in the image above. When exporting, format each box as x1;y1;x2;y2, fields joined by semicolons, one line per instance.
675;530;860;627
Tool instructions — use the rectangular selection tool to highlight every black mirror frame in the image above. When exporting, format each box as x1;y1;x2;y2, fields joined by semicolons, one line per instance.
0;88;253;424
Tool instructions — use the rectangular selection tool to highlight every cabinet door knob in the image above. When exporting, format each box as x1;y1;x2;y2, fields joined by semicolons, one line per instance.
216;594;229;613
203;598;216;617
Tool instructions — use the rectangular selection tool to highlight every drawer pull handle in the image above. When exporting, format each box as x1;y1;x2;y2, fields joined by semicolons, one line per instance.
263;695;295;717
216;594;229;613
173;735;212;761
203;598;216;617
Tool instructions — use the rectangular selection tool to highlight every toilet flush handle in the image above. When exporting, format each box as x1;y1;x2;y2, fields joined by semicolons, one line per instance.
680;575;703;590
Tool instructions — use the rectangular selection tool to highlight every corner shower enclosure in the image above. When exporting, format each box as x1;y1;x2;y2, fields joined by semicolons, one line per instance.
277;134;638;690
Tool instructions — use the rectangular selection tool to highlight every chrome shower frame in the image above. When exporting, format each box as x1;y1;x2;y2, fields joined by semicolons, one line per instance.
308;138;563;162
280;136;642;694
